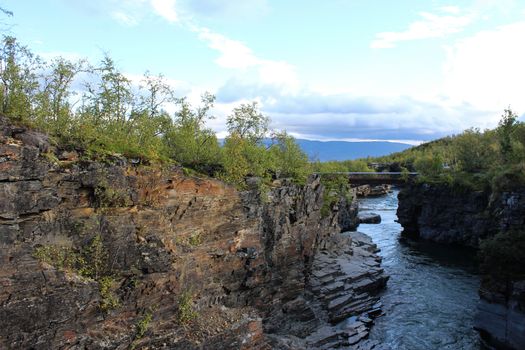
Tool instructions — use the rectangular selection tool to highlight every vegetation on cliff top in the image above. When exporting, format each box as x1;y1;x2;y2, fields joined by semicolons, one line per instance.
0;35;312;188
366;109;525;191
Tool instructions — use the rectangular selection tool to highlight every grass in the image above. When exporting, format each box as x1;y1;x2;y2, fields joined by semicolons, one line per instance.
33;234;121;312
177;291;197;324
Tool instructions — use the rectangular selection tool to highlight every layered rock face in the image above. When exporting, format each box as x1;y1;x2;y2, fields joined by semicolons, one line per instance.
397;182;525;350
336;193;359;232
397;183;489;247
476;279;525;350
0;119;387;349
397;183;525;248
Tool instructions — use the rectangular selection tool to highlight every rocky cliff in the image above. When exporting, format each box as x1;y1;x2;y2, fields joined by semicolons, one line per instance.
476;279;525;350
397;182;525;350
0;118;387;349
397;183;525;248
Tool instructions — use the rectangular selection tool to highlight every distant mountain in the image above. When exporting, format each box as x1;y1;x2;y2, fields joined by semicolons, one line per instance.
294;139;413;161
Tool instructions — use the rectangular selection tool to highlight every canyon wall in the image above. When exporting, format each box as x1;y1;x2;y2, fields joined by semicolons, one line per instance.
397;182;525;350
0;118;385;349
397;183;525;248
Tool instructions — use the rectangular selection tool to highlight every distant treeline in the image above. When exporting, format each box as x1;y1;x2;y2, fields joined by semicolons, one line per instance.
367;109;525;191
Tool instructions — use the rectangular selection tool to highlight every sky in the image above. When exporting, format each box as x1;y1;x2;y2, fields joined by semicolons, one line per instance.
4;0;525;144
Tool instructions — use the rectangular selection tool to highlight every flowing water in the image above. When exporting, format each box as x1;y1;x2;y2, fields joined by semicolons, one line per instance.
358;189;482;350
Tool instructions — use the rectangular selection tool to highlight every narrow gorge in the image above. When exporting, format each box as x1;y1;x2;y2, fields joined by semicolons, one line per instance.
2;116;525;350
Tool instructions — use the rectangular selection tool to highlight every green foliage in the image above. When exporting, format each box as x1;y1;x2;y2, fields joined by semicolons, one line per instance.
99;276;120;311
320;174;352;218
413;153;443;178
312;159;372;173
220;133;273;188
498;108;519;162
479;230;525;281
188;232;202;246
135;311;153;339
0;36;41;122
0;35;314;187
269;131;311;184
33;235;121;312
33;245;78;270
177;291;197;324
368;108;525;192
226;102;269;143
163;94;222;172
78;234;108;280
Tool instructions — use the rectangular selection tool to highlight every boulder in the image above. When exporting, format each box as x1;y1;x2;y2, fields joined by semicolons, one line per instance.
358;212;381;224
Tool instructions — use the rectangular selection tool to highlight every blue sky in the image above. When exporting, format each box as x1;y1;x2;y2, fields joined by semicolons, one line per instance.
4;0;525;144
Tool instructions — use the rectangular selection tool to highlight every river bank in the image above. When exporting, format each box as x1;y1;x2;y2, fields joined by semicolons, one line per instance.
359;190;481;349
396;183;525;350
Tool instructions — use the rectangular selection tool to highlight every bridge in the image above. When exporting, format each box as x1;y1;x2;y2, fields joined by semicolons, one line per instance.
316;172;419;185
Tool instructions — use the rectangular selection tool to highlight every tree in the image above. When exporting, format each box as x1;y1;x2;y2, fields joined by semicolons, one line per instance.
269;131;310;183
413;153;443;177
82;54;133;125
0;36;41;121
137;71;177;118
221;133;273;187
163;93;221;170
453;128;497;173
498;108;518;162
34;57;86;136
226;102;269;143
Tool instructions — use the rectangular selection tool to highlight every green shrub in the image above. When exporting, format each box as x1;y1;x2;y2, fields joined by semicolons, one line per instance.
188;233;202;246
135;311;153;339
99;276;120;311
479;230;525;281
320;174;352;218
33;245;78;270
177;291;197;324
269;131;311;184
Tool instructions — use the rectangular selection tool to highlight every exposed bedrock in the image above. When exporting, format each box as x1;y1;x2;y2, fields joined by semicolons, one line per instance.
336;191;359;232
355;185;391;198
0;118;387;349
475;280;525;350
397;183;525;247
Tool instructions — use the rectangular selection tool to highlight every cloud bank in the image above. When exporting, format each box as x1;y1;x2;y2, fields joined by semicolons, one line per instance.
371;7;474;49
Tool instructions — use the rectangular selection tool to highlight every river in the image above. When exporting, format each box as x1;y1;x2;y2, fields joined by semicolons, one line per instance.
357;189;482;350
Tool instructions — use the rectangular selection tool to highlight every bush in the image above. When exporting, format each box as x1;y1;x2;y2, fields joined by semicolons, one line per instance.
479;230;525;281
269;131;311;184
177;291;197;324
220;133;273;188
320;174;352;218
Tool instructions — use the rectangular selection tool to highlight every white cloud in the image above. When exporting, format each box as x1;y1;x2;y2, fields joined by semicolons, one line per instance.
111;11;139;26
190;25;299;90
193;27;259;69
371;8;474;49
443;21;525;113
150;0;179;22
440;6;461;14
180;0;269;19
